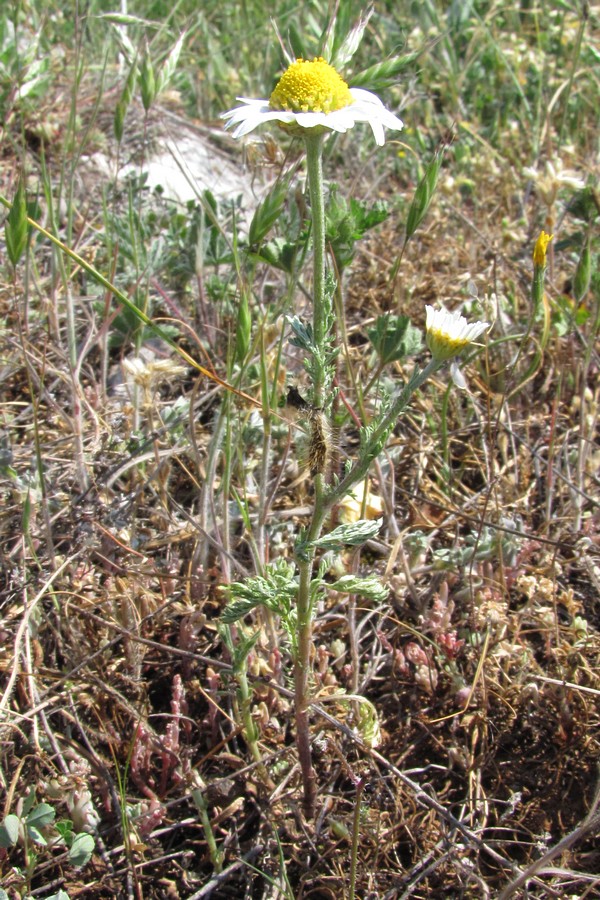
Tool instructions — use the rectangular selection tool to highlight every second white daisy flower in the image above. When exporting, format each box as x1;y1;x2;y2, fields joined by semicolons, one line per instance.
425;305;489;362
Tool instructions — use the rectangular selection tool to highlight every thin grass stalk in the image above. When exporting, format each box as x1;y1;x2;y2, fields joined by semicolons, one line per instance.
197;404;227;576
574;287;600;532
557;0;588;144
40;151;89;492
349;778;366;900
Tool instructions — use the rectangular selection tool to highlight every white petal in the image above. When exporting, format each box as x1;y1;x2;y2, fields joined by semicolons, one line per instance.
450;360;468;390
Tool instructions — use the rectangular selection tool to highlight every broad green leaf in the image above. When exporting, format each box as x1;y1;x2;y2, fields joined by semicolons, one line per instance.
22;788;36;815
0;814;20;847
574;241;591;302
26;824;48;845
26;802;55;829
68;832;95;868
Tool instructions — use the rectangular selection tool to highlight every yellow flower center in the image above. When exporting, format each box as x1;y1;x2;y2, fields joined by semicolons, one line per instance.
269;57;353;114
427;330;469;360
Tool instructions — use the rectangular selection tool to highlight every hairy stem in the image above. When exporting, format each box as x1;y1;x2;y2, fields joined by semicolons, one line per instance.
293;132;329;819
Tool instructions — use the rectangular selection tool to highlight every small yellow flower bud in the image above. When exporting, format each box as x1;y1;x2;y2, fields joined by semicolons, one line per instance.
533;230;553;267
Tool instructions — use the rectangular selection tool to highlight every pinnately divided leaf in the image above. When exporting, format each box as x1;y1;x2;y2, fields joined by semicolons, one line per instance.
222;558;298;623
312;519;382;551
329;574;389;603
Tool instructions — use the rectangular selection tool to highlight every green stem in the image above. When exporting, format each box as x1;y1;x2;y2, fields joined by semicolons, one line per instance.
305;132;327;388
294;135;443;818
330;357;443;507
293;131;330;819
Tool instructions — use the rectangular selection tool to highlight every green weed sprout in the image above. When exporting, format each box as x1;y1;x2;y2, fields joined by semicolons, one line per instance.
0;789;94;897
222;46;488;818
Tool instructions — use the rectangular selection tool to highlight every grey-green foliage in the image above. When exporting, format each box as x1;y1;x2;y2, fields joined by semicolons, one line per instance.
222;558;298;632
329;573;388;603
433;519;524;571
311;519;382;552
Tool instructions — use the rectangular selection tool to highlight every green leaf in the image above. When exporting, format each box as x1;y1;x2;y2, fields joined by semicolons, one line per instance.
68;832;95;868
249;179;288;247
349;53;421;91
157;31;186;96
139;48;156;111
220;596;260;624
26;825;48;845
288;22;309;60
5;178;28;266
329;574;389;602
114;61;138;142
405;148;445;242
287;315;316;353
573;241;591;302
21;788;36;815
312;519;382;551
222;559;298;623
55;819;74;842
325;187;389;272
252;237;297;272
0;814;20;847
26;802;55;830
367;314;423;365
235;291;251;363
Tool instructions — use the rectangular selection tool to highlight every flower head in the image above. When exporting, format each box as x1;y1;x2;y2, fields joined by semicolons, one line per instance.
523;158;585;206
533;230;553;267
426;305;489;362
222;57;403;146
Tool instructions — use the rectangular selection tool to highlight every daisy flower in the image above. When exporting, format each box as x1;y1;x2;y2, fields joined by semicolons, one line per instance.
425;305;489;362
523;158;585;206
222;57;403;146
